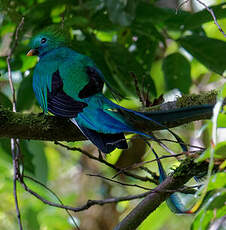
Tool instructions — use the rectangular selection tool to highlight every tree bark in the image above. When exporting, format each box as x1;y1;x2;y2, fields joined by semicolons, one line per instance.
0;91;220;142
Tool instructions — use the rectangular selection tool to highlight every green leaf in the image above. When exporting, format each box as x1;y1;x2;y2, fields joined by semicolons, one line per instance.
65;16;89;29
51;4;65;18
214;142;226;158
182;3;226;31
105;43;156;97
0;138;11;156
0;0;22;22
0;139;35;175
20;54;37;72
11;56;23;71
132;21;166;46
136;2;175;25
222;83;226;97
0;92;12;109
17;75;35;111
208;172;226;191
196;143;226;162
27;141;48;185
20;140;35;175
191;191;226;230
217;114;226;128
178;36;226;75
165;3;226;31
135;36;158;71
207;190;226;210
24;208;40;230
0;23;15;36
162;52;191;93
195;148;210;163
0;57;7;69
105;0;136;26
89;10;118;31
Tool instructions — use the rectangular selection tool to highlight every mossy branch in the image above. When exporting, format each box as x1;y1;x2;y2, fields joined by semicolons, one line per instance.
0;91;221;142
0;107;85;142
114;158;209;230
0;91;221;230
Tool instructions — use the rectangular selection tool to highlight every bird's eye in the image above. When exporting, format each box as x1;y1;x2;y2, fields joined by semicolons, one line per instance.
41;38;47;44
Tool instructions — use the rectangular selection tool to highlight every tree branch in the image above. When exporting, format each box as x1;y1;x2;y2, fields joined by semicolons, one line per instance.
0;91;220;142
6;16;25;230
55;141;157;184
113;158;209;230
20;157;205;216
20;175;152;212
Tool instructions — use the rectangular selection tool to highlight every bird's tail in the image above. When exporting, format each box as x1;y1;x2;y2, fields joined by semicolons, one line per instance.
103;98;215;150
72;97;214;153
150;145;199;214
71;117;128;153
106;98;213;132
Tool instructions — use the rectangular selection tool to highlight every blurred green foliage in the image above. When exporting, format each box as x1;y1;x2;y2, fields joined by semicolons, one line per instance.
0;0;225;229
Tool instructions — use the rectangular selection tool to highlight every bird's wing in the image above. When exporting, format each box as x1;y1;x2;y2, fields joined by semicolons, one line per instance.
58;54;105;100
47;70;87;117
78;66;104;99
33;60;57;113
33;54;88;117
59;53;122;101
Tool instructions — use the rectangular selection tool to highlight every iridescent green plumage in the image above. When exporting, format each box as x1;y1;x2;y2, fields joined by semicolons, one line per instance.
28;27;212;213
30;28;138;152
29;28;214;153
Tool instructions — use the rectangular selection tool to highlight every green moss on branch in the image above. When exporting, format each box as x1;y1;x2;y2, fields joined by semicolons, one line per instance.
114;158;209;230
0;91;222;142
0;107;85;142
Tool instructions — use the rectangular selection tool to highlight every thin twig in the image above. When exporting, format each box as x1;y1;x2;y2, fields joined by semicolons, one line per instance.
7;17;24;112
19;177;151;212
195;0;226;37
113;159;209;230
19;175;191;215
130;72;145;107
23;175;80;229
176;0;226;37
112;139;205;179
159;138;206;151
55;141;157;184
139;166;159;181
112;153;184;179
87;173;152;190
111;153;182;179
11;139;23;230
7;16;24;230
89;171;197;194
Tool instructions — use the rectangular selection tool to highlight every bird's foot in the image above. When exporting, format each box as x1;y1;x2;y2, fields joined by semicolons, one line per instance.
98;149;103;160
37;112;45;117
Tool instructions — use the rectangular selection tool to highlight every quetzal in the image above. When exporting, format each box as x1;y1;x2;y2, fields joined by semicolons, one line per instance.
27;28;213;215
27;28;212;153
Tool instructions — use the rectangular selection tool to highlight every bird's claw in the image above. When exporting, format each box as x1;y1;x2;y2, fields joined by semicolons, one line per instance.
37;112;45;117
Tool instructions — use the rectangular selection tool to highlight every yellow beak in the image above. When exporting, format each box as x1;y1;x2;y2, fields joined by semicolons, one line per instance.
27;49;38;56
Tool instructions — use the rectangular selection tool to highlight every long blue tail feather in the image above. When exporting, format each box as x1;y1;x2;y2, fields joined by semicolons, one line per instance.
149;144;199;214
71;121;128;153
103;97;188;152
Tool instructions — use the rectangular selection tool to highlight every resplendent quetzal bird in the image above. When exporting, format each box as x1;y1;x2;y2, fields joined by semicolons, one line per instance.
27;28;212;154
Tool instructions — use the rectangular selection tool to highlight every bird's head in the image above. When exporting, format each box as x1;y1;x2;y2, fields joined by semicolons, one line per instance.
27;28;67;57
